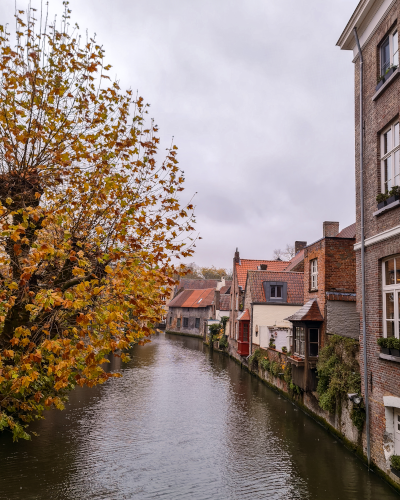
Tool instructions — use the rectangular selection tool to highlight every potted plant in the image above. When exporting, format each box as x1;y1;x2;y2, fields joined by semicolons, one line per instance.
391;455;400;479
385;64;398;81
376;74;385;91
390;337;400;357
377;337;390;355
387;185;400;205
269;338;276;349
282;346;287;354
376;192;389;209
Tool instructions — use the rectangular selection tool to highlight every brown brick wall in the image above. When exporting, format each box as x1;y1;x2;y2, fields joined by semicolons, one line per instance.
353;0;400;473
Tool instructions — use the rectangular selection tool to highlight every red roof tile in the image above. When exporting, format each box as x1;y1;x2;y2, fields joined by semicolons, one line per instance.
168;288;215;308
238;309;250;321
247;270;304;304
235;259;289;288
337;223;356;239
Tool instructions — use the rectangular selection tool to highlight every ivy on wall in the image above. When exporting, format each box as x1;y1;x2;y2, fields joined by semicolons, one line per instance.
316;335;365;431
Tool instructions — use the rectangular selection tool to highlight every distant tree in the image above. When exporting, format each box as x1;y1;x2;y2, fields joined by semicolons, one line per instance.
182;264;231;280
183;263;202;279
273;244;295;261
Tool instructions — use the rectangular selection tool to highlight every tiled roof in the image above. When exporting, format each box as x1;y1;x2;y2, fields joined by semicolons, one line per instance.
336;223;356;239
235;259;289;288
177;279;219;291
238;309;250;321
168;288;215;308
219;294;231;311
285;249;305;272
220;284;231;294
285;299;323;322
246;270;304;304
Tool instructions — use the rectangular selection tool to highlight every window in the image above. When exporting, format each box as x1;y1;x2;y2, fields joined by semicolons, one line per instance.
195;318;200;329
380;29;398;77
270;285;283;299
169;315;172;325
309;328;319;357
381;122;400;194
183;317;189;328
310;259;318;290
294;326;305;356
382;256;400;338
177;318;181;328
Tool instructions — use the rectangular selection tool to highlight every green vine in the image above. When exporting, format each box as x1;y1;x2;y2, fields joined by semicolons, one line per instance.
316;335;365;430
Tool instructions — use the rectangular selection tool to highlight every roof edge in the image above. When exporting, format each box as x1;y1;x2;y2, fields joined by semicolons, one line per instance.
336;0;370;49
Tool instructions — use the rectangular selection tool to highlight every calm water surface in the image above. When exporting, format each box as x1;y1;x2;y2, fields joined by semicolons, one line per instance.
0;333;399;499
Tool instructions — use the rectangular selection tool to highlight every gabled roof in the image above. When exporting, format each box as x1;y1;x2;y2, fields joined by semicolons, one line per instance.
247;270;304;305
220;284;231;294
235;259;289;289
285;249;305;272
336;223;356;239
219;294;231;311
285;299;323;322
238;309;250;321
168;288;215;308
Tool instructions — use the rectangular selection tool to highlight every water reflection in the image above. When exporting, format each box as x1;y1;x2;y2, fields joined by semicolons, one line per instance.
0;333;398;499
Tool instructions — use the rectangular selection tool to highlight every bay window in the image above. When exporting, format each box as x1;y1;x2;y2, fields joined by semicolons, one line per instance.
381;122;400;194
383;256;400;338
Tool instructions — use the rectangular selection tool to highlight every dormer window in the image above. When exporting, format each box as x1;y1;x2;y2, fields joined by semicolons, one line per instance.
380;29;398;77
263;281;287;302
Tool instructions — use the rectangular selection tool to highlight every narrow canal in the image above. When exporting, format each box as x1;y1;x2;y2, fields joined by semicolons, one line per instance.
0;333;399;500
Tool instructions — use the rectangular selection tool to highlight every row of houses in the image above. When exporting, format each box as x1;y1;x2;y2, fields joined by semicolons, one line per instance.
166;0;400;488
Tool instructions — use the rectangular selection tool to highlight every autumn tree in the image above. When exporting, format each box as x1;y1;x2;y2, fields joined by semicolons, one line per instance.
0;4;194;439
182;264;232;280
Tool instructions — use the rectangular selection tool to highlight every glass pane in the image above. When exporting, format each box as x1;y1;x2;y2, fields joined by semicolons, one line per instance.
277;286;282;298
387;321;395;338
385;129;392;154
385;157;392;191
395;123;400;147
309;328;319;343
310;343;319;357
394;31;399;66
386;259;395;285
382;38;390;74
386;292;395;319
271;286;275;298
395;150;399;182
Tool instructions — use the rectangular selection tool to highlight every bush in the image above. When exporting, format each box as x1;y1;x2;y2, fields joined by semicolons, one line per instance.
248;348;264;368
391;455;400;471
351;406;366;432
282;346;287;354
377;337;389;348
219;336;228;350
260;357;270;371
376;192;389;203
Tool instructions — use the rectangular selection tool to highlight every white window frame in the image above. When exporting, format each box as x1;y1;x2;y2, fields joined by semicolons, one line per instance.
381;121;400;194
382;256;400;338
310;259;318;291
380;28;398;76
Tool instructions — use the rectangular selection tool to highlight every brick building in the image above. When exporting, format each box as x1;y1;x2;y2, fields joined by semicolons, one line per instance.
228;249;300;349
338;0;400;479
286;221;358;391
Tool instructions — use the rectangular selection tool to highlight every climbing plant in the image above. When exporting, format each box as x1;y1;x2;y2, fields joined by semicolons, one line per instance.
316;335;365;430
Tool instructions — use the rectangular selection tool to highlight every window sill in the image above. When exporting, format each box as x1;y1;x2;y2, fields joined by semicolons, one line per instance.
373;199;400;216
379;353;400;363
372;68;400;101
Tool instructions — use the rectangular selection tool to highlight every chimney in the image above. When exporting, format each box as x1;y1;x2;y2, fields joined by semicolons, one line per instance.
323;221;339;238
295;241;307;254
214;290;220;311
260;264;268;270
234;248;240;264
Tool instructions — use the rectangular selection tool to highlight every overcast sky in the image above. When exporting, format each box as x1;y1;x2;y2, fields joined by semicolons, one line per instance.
1;0;358;269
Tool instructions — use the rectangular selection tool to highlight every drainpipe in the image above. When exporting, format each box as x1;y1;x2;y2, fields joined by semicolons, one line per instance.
353;27;371;469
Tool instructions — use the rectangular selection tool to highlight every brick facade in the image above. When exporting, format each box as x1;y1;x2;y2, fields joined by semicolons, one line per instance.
339;0;400;479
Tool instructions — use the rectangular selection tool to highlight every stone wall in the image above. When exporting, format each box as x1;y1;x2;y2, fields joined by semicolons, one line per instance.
326;300;359;339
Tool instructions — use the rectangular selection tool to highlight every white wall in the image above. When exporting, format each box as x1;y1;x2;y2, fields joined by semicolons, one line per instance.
252;304;301;352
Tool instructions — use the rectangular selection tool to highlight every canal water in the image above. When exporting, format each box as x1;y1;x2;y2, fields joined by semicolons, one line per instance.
0;333;399;500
